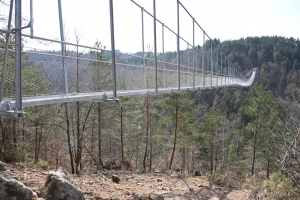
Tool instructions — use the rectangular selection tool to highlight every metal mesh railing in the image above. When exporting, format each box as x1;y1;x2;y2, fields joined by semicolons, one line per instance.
0;0;255;113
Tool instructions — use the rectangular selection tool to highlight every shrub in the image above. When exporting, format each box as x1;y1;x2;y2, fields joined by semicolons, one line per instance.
262;172;297;200
34;159;48;170
244;171;300;200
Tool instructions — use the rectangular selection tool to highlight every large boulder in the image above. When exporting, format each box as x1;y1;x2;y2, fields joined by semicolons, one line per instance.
149;193;164;200
0;161;8;172
39;167;85;200
0;171;37;200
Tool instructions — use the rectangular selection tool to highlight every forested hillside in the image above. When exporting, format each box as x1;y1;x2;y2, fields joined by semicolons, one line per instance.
1;36;300;198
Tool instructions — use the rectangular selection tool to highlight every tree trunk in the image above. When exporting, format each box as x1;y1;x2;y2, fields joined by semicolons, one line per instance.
221;117;226;174
149;117;152;171
75;102;82;175
65;103;75;174
210;130;214;174
267;156;270;179
213;125;220;182
251;115;259;176
136;132;138;167
12;118;17;145
191;141;195;173
110;135;112;159
227;138;234;173
34;119;39;163
143;97;149;173
91;118;94;166
0;116;3;160
182;147;186;172
38;125;42;162
22;118;25;141
98;102;103;168
74;36;82;175
169;96;178;170
213;140;218;182
120;106;124;162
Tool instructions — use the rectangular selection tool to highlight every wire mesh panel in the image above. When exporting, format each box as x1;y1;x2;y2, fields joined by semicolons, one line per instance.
0;48;15;99
66;56;113;94
179;43;194;88
18;45;115;97
194;49;201;87
25;52;65;95
116;54;145;92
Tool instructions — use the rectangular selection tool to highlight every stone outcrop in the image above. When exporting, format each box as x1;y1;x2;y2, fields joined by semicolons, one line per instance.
0;171;37;200
149;193;164;200
39;167;85;200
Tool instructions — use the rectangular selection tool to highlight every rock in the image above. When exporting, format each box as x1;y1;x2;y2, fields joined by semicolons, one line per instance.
103;159;121;170
149;193;164;200
208;197;219;200
112;174;120;183
0;171;37;200
39;167;85;200
193;170;202;176
212;185;221;190
0;161;7;172
226;190;247;200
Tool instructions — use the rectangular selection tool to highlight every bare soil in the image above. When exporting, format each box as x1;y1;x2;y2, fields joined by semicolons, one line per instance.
3;162;250;200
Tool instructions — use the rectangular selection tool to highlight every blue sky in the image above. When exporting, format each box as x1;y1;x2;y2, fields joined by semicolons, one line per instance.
2;0;299;53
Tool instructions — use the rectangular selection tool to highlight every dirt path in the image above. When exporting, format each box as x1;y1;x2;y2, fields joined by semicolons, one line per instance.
3;162;249;199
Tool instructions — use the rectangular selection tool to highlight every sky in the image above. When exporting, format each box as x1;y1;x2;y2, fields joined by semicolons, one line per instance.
1;0;300;53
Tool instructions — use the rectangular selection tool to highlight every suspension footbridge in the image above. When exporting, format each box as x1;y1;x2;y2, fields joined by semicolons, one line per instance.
0;0;256;117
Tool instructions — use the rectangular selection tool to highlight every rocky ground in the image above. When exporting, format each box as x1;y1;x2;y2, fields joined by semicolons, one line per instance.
1;161;250;199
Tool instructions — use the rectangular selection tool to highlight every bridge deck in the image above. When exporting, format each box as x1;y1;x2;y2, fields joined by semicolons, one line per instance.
0;69;256;117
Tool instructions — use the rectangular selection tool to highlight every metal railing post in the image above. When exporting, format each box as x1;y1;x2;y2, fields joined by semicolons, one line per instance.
192;18;195;90
195;47;198;86
141;7;146;88
233;65;234;85
228;60;230;85
187;43;189;86
230;63;232;85
0;0;13;102
30;0;33;38
162;23;165;87
202;31;205;87
224;57;226;85
225;58;229;85
220;53;223;86
58;0;68;94
226;60;227;85
216;49;218;87
234;67;236;84
109;0;117;100
229;62;231;85
227;59;229;85
176;0;180;90
210;40;213;87
15;0;23;116
153;0;158;93
231;64;233;85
